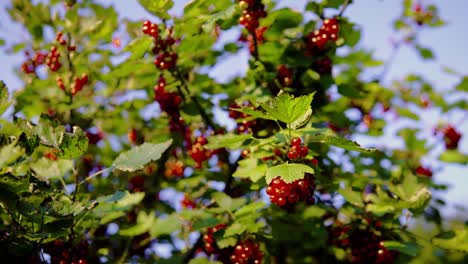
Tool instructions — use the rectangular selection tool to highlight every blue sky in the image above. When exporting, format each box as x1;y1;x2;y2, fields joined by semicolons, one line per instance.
0;0;467;216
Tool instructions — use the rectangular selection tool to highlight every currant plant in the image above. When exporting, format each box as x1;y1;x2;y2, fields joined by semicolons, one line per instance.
0;0;467;263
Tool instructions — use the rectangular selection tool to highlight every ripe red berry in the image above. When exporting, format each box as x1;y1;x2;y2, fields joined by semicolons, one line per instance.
291;137;302;148
415;166;432;177
128;128;138;144
164;159;184;178
299;146;309;157
442;125;462;150
287;148;299;160
181;194;196;209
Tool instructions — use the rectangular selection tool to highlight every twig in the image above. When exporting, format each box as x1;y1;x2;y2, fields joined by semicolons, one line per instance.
171;67;217;129
338;0;351;17
251;30;260;60
78;167;110;185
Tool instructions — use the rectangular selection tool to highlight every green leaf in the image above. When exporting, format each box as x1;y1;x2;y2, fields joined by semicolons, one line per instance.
304;130;376;153
112;139;172;171
46;197;87;217
406;187;432;214
124;37;153;60
305;2;323;14
396;107;420;120
150;214;182;237
30;158;73;181
455;76;468;92
339;187;364;207
432;229;468;252
231;107;275;121
94;191;145;215
290;108;312;130
201;5;236;32
17;133;39;155
58;126;89;159
326;0;346;8
265;163;314;184
0;144;24;168
264;8;303;37
302;206;327;219
232;158;268;183
137;0;173;19
212;192;246;212
439;150;468;164
216;236;238;249
234;202;266;218
0;81;11;115
260;93;314;124
382;241;420;256
366;204;396;216
337;84;366;99
339;21;361;47
0;173;30;194
224;222;246;237
415;45;435;60
193;217;221;230
205;134;251;150
188;258;222;264
120;211;154;236
258;41;285;63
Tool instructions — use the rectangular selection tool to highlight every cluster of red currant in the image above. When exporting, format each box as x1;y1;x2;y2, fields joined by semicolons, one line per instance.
239;26;268;54
44;240;95;264
415;165;432;177
229;102;257;134
329;223;395;264
202;223;227;254
164;158;185;178
70;73;89;95
154;76;182;116
128;175;145;192
55;31;76;51
238;0;267;32
442;125;462;150
277;64;293;87
229;240;263;264
266;173;316;208
142;20;158;38
287;137;309;160
47;46;62;72
181;193;197;209
153;76;194;153
21;50;47;74
142;20;178;70
153;76;192;146
306;18;340;53
189;136;214;168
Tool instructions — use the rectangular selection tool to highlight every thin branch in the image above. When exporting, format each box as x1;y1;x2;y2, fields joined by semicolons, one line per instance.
378;42;401;83
338;0;351;17
78;167;111;185
171;67;217;129
251;30;260;60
